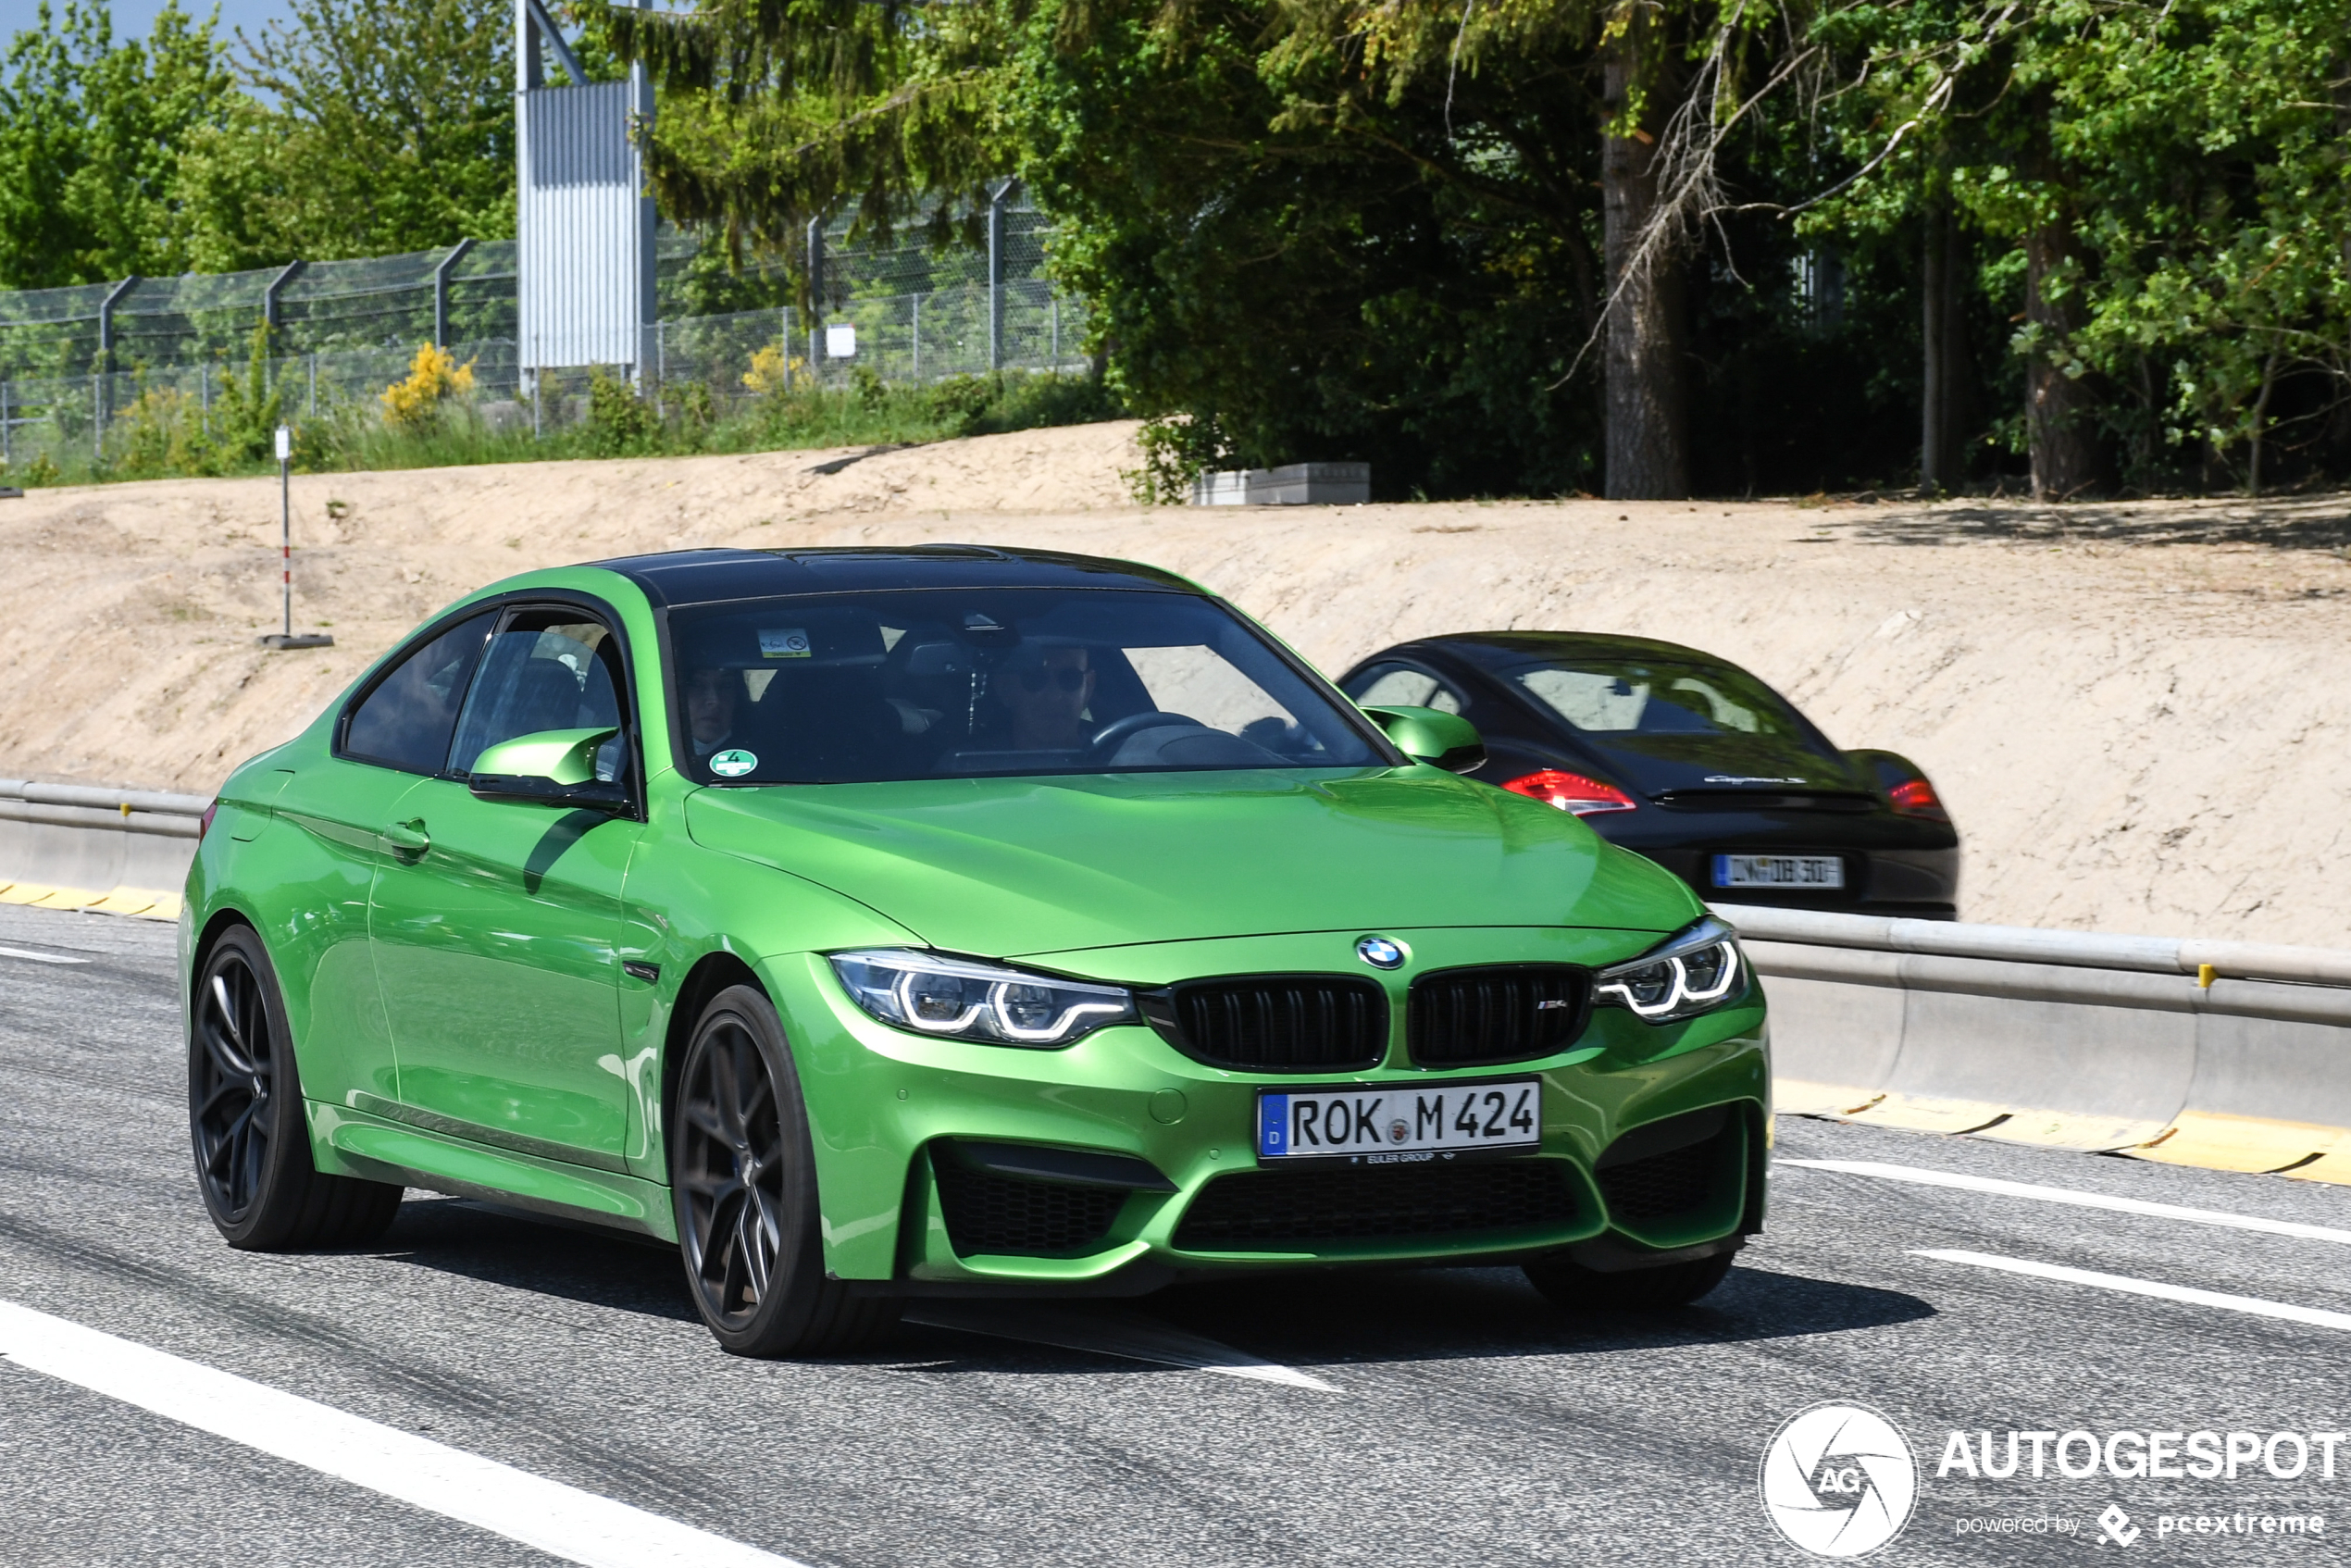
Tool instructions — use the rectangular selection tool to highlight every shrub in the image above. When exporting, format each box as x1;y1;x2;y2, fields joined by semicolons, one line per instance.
381;343;477;429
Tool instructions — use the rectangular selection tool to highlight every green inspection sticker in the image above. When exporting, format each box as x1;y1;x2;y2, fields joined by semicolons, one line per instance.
709;748;758;778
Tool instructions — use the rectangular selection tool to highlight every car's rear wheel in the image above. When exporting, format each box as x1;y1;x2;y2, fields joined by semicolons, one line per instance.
1523;1250;1735;1311
672;984;901;1357
190;926;404;1249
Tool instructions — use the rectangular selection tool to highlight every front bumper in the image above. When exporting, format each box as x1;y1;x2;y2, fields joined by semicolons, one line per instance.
761;926;1770;1288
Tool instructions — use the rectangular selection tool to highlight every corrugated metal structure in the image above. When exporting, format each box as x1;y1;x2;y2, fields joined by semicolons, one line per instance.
515;0;655;379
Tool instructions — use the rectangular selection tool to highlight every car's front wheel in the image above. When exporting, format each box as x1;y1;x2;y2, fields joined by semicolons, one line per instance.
190;926;404;1249
1523;1249;1735;1311
672;984;901;1357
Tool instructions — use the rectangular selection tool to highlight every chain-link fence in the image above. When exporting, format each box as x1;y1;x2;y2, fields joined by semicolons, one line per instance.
0;201;1083;468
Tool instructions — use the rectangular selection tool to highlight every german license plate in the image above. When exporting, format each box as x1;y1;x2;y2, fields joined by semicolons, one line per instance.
1256;1079;1540;1164
1712;852;1844;890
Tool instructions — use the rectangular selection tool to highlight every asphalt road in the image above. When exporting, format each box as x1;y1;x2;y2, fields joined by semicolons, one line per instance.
6;901;2351;1566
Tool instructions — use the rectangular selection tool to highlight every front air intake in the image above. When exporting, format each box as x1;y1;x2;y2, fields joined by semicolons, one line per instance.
1408;964;1590;1066
1140;975;1389;1073
1174;1161;1579;1251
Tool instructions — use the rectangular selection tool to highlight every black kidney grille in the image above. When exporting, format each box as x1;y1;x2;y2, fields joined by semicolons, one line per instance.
933;1156;1127;1257
1173;1161;1577;1251
1409;965;1590;1066
1597;1137;1723;1224
1149;976;1389;1072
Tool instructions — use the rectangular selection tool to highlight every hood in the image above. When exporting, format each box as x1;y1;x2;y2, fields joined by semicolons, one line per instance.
684;767;1697;957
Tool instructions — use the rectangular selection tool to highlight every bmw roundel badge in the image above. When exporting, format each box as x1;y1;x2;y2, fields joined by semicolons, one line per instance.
1355;935;1406;970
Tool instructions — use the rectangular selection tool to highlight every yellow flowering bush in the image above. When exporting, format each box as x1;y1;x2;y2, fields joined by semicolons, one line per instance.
741;342;804;395
381;343;477;428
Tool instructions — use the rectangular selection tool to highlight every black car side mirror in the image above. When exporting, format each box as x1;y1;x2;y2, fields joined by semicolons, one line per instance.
1359;704;1487;774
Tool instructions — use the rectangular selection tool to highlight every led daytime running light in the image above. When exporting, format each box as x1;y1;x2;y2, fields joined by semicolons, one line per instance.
830;949;1136;1049
1593;918;1746;1023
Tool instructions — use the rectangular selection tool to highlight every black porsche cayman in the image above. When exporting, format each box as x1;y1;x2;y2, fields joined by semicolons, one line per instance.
1338;631;1959;917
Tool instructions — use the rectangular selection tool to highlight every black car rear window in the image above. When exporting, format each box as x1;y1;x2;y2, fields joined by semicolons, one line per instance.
1503;655;1806;739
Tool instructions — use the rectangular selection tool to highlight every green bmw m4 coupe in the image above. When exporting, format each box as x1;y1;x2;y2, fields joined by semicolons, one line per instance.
183;546;1769;1356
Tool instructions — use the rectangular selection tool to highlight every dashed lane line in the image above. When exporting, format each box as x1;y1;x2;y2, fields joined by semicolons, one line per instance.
1915;1250;2351;1334
0;945;89;965
0;1299;807;1568
1781;1158;2351;1247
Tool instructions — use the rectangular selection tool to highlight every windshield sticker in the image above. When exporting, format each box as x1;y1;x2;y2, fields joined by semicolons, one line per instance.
759;628;813;659
709;749;758;778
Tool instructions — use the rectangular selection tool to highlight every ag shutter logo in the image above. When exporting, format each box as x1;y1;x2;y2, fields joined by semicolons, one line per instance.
1760;1402;1920;1558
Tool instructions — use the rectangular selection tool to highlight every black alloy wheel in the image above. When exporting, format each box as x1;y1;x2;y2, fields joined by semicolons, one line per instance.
189;926;404;1249
672;985;901;1357
192;942;276;1224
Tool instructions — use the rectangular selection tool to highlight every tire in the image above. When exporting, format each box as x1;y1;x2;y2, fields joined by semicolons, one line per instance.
1523;1250;1735;1312
190;926;404;1250
672;985;901;1357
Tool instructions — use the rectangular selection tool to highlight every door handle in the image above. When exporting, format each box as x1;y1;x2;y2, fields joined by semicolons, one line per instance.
381;819;430;855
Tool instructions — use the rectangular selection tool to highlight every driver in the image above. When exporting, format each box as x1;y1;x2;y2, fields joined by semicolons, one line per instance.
994;643;1096;751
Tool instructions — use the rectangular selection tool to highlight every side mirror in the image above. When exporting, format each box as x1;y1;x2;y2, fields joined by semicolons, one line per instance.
467;727;630;811
1360;704;1487;774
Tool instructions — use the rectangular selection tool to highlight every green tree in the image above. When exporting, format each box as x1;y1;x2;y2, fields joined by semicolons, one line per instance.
171;0;518;268
0;0;233;287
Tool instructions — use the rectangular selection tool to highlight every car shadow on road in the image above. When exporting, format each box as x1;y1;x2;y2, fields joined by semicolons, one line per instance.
370;1196;702;1324
367;1199;1934;1379
1152;1263;1932;1367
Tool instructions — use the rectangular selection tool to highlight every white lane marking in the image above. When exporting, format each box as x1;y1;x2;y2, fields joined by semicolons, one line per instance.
906;1301;1341;1392
0;1300;806;1568
1781;1158;2351;1247
0;945;89;965
1916;1250;2351;1334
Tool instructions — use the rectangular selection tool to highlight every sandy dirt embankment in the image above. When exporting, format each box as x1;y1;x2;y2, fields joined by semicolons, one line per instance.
4;417;2346;943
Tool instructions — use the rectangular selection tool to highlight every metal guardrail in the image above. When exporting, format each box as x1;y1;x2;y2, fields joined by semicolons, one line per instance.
1720;903;2351;1181
0;778;207;839
1716;903;2351;989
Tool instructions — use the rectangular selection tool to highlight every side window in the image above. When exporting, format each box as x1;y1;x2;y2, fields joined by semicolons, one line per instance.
342;612;497;775
1347;663;1465;716
447;610;628;780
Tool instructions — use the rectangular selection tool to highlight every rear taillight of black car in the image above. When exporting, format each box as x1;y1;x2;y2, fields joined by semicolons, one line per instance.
1501;768;1637;815
1887;777;1949;821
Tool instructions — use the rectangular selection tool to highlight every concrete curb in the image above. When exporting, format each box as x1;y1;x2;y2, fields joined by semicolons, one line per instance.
1723;905;2351;1185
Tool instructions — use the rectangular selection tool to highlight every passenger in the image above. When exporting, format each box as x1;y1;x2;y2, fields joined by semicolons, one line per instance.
995;644;1096;751
685;666;740;758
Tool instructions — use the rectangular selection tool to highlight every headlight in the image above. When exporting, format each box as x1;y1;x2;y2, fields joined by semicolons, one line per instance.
827;949;1136;1048
1593;917;1746;1023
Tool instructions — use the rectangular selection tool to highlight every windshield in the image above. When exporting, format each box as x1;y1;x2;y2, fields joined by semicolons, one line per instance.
1506;655;1806;739
665;588;1387;784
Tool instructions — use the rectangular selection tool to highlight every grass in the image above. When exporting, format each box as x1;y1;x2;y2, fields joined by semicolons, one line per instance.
2;367;1127;490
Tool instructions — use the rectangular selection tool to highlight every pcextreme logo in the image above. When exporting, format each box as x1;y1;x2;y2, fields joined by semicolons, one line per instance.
1760;1401;1921;1558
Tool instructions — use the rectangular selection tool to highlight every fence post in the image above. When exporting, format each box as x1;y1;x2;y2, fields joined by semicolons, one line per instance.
95;275;136;456
1;379;9;468
806;216;826;381
432;239;473;349
200;362;210;436
308;354;317;417
911;294;919;382
986;181;1014;373
264;259;303;337
1050;294;1059;369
